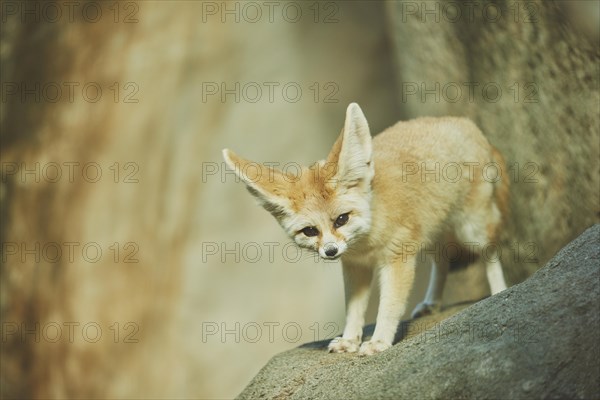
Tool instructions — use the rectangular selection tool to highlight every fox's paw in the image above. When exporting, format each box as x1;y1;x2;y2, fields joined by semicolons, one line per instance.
411;302;441;319
328;337;360;353
358;340;391;356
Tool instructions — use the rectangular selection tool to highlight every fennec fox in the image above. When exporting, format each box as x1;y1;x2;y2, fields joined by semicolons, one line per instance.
222;103;508;355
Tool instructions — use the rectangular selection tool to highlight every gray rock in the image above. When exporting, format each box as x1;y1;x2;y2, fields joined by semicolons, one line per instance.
239;224;600;399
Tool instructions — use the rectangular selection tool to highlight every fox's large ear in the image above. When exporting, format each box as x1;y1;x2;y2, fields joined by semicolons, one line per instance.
222;149;292;217
326;103;373;189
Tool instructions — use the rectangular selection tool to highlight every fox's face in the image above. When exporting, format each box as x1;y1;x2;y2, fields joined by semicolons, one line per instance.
223;103;374;260
276;159;372;259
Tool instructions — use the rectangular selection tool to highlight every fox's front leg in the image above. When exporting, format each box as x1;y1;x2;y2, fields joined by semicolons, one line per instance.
328;262;373;353
359;257;415;356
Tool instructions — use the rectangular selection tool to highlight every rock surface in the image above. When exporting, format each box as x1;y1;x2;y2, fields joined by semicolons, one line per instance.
239;225;600;399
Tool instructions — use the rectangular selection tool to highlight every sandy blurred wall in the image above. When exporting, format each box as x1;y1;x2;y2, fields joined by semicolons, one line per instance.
1;1;598;399
0;1;399;398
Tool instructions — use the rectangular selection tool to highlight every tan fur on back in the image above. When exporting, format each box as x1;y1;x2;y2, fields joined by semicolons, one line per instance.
349;117;505;259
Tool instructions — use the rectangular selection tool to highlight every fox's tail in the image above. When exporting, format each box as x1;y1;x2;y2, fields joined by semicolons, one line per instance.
491;146;510;225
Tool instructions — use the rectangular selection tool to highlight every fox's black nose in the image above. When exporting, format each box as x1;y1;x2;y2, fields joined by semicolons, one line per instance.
325;247;338;257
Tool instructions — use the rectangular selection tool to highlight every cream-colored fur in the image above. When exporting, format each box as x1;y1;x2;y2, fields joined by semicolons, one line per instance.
223;103;508;355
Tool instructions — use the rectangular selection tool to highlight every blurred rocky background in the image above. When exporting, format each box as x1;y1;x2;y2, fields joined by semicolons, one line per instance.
1;1;598;399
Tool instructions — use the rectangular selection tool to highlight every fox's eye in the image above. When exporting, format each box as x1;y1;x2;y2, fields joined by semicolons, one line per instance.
334;213;350;228
301;226;319;237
